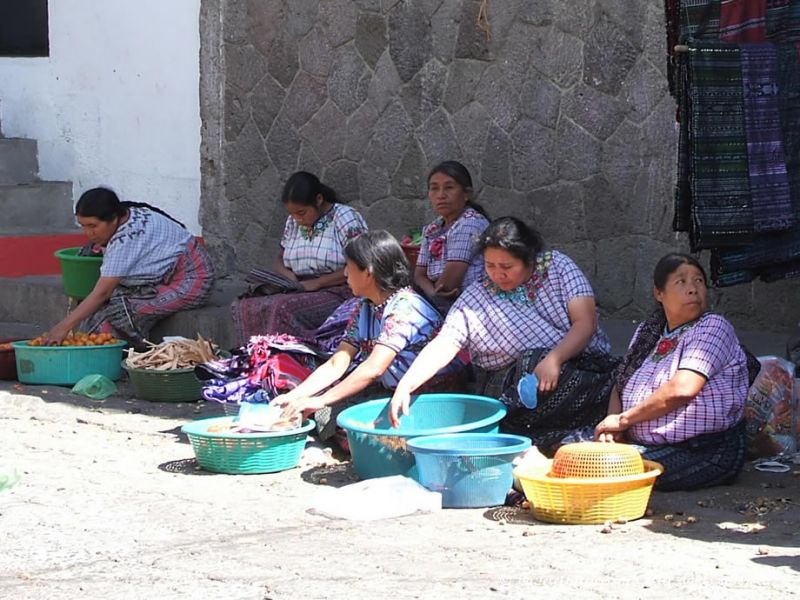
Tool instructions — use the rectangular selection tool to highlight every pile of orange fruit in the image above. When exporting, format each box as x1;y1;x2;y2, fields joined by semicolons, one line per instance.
0;342;12;351
28;332;120;347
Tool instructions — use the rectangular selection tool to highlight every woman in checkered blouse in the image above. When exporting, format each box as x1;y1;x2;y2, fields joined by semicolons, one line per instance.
595;253;751;491
45;187;215;348
231;172;368;344
275;231;463;443
414;161;490;313
390;217;618;453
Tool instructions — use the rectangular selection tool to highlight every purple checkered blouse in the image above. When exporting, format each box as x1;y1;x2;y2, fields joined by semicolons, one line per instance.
438;250;611;370
622;313;749;445
281;204;367;278
417;207;490;289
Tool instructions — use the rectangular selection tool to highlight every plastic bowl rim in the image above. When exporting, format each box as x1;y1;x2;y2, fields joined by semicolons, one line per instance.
12;340;127;351
336;393;507;437
122;361;197;374
514;459;664;485
54;247;103;262
181;415;316;439
407;432;532;456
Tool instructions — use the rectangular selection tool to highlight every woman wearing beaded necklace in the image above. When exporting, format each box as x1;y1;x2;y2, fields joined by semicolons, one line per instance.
390;217;617;452
276;230;463;444
231;171;367;343
595;253;757;491
415;161;490;312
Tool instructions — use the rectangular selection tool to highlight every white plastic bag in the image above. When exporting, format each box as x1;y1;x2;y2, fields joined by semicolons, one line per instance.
308;475;441;520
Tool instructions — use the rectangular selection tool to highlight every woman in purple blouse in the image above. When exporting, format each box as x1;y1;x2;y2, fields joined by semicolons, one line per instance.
595;253;757;491
414;161;490;313
391;217;618;452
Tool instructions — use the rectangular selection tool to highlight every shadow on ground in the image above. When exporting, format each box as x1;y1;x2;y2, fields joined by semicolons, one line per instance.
157;457;218;476
300;463;358;488
0;377;226;422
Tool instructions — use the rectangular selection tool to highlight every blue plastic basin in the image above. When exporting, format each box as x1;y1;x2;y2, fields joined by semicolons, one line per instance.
336;394;507;480
408;433;532;508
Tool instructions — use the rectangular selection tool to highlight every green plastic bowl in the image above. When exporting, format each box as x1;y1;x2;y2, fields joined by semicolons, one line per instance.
123;362;203;403
54;247;102;299
12;341;127;385
181;416;316;474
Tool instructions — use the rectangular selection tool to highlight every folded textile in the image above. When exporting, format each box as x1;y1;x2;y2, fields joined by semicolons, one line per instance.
740;43;793;232
242;268;304;296
688;40;754;248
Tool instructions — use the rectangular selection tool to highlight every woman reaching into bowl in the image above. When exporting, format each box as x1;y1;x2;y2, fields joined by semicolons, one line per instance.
414;161;490;312
595;253;760;491
390;217;618;452
275;230;463;443
45;187;215;348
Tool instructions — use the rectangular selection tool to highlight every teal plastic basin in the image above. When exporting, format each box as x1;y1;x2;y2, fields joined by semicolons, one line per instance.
337;394;507;480
12;341;127;385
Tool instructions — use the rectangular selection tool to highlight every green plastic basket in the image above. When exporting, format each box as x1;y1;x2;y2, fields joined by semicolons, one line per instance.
55;247;102;299
181;416;315;474
123;362;202;402
12;341;127;385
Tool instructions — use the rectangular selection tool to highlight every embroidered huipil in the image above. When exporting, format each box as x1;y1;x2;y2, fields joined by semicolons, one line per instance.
622;313;748;445
281;204;367;277
417;207;490;289
438;250;611;370
342;288;462;388
101;207;192;285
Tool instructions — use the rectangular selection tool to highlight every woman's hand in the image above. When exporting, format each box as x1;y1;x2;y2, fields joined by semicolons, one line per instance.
280;395;328;420
44;322;71;345
434;284;460;299
533;352;562;393
594;414;628;442
301;279;321;293
389;386;412;428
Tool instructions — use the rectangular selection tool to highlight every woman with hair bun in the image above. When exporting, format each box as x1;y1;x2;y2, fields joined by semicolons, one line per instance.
276;230;463;443
44;186;215;347
391;216;617;453
231;171;367;342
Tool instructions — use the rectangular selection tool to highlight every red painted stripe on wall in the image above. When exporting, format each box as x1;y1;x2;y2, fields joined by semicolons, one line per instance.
0;234;87;277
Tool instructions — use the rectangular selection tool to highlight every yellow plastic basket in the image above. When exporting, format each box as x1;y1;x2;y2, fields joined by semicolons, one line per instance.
515;459;662;524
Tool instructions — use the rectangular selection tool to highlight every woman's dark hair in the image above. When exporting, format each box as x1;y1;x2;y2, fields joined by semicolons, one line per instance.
477;216;543;266
75;187;185;228
653;253;707;290
281;171;339;207
344;230;411;293
427;160;489;219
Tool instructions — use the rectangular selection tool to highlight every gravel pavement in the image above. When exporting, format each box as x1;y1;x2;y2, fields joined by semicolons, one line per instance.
2;381;799;600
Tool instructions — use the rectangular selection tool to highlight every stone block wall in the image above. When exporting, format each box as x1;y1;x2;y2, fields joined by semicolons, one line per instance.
200;0;800;332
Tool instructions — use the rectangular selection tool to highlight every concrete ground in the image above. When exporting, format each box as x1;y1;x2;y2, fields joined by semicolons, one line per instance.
1;380;799;600
1;302;798;599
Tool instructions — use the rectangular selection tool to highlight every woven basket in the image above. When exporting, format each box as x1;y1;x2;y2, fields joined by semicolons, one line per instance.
181;416;315;474
123;362;202;402
515;443;662;524
550;442;645;479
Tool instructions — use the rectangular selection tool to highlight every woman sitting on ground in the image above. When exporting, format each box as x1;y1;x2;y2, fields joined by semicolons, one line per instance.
595;253;759;491
390;217;618;452
231;171;367;344
276;230;463;443
414;161;490;312
45;187;215;347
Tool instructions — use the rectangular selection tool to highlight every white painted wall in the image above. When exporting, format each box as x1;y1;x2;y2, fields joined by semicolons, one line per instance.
0;0;202;233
